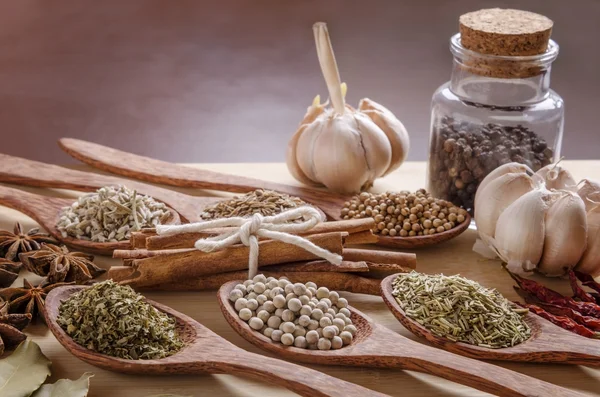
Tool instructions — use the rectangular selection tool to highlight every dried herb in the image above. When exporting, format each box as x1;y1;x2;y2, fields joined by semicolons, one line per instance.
0;279;73;322
517;302;600;338
568;270;596;303
57;185;171;242
0;340;51;396
20;244;105;284
57;280;183;360
0;259;22;288
392;271;531;348
201;189;309;221
0;222;57;261
0;312;31;355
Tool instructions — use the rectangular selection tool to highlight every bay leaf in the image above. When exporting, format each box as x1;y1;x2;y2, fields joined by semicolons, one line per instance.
0;339;51;397
32;372;94;397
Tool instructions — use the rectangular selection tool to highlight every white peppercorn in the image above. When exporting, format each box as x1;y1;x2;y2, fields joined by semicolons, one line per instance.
288;298;302;312
294;336;308;348
281;322;296;334
234;298;248;312
246;299;259;311
267;279;279;289
322;326;337;338
256;294;268;305
271;330;283;342
267;316;281;329
340;331;353;345
311;309;324;320
306;281;317;289
344;325;357;336
239;308;252;321
277;279;289;288
244;279;253;287
263;301;276;313
263;327;274;338
284;284;294;295
293;325;306;337
229;289;244;302
306;330;319;344
307;320;319;330
320;298;332;308
317;338;332;350
332;318;346;332
327;308;337;317
234;283;246;293
249;317;264;330
285;293;297;302
337;298;348;308
328;291;339;304
281;333;294;346
316;302;329;312
293;283;307;296
300;305;312;316
339;308;351;318
253;274;267;284
299;295;310;305
274;308;284;317
298;315;311;327
308;287;317;296
273;295;286;309
316;287;330;299
246;292;257;300
331;336;343;349
253;282;266;294
319;317;332;328
282;309;295;322
344;316;352;325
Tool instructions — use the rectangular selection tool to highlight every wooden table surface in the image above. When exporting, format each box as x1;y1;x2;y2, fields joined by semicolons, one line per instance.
2;160;599;397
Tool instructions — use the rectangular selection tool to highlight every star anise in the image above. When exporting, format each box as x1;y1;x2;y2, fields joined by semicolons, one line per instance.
0;222;57;261
19;244;105;284
0;258;22;288
0;279;73;323
0;312;32;355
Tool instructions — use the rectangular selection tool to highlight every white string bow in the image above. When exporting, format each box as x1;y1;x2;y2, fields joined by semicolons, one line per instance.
156;206;342;278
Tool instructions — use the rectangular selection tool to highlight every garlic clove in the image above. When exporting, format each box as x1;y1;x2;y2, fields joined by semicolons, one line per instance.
494;188;552;272
358;98;410;176
286;121;323;187
474;172;535;245
578;178;600;212
352;112;393;185
577;204;600;277
476;162;534;205
538;191;588;277
536;162;577;191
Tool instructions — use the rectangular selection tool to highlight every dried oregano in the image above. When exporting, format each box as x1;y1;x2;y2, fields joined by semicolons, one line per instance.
57;280;183;359
57;186;170;242
392;271;531;348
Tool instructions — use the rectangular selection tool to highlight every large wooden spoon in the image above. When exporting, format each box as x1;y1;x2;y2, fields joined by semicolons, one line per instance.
380;274;600;366
58;138;470;248
44;285;387;397
217;280;585;397
0;184;179;255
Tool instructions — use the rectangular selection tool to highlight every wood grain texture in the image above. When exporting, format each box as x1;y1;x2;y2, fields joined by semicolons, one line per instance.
44;285;386;397
59;138;470;248
218;281;586;397
0;184;179;255
380;274;600;366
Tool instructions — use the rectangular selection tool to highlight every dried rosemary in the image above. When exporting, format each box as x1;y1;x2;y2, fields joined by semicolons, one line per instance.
57;280;183;360
392;271;531;348
200;189;310;220
57;186;170;242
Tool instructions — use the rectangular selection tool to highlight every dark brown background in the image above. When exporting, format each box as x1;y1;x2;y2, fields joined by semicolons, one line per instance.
0;0;597;164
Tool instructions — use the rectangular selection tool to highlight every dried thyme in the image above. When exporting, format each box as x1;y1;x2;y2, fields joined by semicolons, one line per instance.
57;186;171;242
57;280;183;359
392;271;531;348
201;189;310;220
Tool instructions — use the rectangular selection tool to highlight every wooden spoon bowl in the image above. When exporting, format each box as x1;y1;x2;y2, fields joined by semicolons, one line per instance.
218;280;587;397
380;273;600;366
57;138;470;248
0;184;180;255
44;285;387;397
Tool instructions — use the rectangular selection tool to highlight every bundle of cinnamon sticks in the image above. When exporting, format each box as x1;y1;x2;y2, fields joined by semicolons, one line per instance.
109;218;417;295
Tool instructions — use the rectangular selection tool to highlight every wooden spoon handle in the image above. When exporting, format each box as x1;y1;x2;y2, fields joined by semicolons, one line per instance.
212;350;388;397
58;138;347;219
0;184;60;222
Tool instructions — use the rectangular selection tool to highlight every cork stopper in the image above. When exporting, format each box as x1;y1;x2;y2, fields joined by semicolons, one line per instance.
460;8;553;56
457;9;554;78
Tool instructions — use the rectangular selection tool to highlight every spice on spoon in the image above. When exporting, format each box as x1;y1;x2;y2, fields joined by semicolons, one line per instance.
392;271;531;348
57;280;183;360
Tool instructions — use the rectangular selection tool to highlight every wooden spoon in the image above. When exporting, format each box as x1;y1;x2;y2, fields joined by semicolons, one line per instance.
44;285;387;397
0;184;180;255
58;138;470;248
218;280;585;397
380;274;600;366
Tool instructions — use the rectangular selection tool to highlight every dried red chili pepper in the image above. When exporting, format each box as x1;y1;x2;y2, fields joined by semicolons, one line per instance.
524;299;600;331
574;271;600;295
568;270;597;303
517;302;600;339
509;272;600;318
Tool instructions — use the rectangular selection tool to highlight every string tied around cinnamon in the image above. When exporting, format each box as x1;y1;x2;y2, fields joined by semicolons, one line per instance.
155;206;342;278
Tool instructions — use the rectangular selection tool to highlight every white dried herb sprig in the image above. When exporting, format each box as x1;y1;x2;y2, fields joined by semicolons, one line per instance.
56;185;170;242
392;271;531;348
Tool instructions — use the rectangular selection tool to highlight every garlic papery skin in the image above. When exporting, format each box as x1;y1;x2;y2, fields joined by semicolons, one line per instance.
474;172;535;246
577;205;600;277
494;188;552;274
476;162;534;204
536;162;577;191
538;191;588;276
578;179;600;212
286;22;409;194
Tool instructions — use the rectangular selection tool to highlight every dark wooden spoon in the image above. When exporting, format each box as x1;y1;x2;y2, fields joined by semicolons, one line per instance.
380;273;600;366
44;285;387;397
0;184;180;255
218;280;586;397
58;138;471;248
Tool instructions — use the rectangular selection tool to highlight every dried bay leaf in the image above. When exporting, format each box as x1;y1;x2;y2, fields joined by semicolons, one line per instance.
32;372;93;397
0;339;51;397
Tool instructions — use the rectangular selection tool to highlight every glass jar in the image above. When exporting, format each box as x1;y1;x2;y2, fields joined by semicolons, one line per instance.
427;33;563;214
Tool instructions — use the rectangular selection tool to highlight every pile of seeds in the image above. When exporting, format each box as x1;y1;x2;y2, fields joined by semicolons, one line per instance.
57;185;171;242
57;280;183;359
392;271;531;348
201;189;310;221
229;275;356;350
340;189;467;236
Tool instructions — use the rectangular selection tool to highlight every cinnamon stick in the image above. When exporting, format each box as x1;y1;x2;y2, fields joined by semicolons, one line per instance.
342;248;416;269
343;230;377;245
142;218;375;250
130;229;157;249
267;260;369;273
120;232;346;288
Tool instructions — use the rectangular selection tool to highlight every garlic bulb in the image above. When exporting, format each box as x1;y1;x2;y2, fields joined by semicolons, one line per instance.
476;162;534;201
577;204;600;276
578;179;600;211
286;22;409;194
538;191;587;276
494;188;552;274
535;161;577;191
